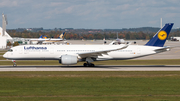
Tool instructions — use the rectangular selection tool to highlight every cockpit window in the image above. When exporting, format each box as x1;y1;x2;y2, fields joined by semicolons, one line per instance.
8;49;13;52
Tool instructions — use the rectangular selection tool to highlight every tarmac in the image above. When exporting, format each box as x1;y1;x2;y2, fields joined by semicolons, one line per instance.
0;65;180;71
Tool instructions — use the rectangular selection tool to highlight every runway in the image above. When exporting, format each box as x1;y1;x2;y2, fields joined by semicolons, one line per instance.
0;65;180;71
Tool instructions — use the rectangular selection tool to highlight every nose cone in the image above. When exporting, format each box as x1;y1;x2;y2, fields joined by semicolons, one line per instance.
3;53;8;59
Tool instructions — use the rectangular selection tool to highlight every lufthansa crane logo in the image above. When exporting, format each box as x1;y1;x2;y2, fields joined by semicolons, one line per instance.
158;31;167;40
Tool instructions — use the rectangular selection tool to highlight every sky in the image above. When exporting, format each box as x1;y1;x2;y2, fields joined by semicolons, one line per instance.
0;0;180;29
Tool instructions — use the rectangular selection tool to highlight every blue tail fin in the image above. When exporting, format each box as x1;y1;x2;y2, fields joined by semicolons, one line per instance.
145;23;174;47
59;32;66;39
39;35;43;38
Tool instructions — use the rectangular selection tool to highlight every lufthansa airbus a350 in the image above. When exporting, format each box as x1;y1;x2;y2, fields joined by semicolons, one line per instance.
3;23;174;67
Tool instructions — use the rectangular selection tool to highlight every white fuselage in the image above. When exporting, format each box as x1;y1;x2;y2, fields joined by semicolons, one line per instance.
3;44;164;61
29;38;63;44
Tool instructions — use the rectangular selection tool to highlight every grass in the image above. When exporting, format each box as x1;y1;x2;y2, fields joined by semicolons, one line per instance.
0;56;6;60
0;71;180;101
0;51;6;52
0;52;5;60
0;53;5;55
1;59;180;66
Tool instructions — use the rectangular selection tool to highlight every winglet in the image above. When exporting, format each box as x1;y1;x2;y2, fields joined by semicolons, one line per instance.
145;23;174;47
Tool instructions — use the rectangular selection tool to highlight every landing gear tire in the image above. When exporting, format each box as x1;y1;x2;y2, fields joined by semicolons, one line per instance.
83;63;87;67
89;63;94;67
83;63;95;67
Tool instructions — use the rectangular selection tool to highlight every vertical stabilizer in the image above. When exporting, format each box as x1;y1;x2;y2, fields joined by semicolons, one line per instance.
145;23;173;47
59;32;66;39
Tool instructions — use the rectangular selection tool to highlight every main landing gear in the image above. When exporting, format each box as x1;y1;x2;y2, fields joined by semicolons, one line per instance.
83;57;95;67
12;60;17;67
83;63;95;67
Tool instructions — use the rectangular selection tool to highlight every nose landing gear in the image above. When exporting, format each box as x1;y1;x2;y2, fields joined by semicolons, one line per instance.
12;60;17;67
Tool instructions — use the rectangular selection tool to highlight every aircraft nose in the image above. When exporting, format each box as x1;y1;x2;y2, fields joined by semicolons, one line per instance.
3;53;8;59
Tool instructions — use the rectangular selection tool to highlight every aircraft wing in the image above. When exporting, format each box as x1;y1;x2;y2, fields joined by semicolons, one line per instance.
78;44;128;58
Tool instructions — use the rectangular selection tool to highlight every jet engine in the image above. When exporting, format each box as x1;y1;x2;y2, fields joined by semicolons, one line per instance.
59;55;78;65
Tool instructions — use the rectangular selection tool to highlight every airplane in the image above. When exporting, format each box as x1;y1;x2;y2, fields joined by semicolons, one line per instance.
29;32;66;44
109;32;126;45
3;23;173;67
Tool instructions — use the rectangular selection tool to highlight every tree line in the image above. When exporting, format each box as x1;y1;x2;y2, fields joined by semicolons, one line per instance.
7;30;180;40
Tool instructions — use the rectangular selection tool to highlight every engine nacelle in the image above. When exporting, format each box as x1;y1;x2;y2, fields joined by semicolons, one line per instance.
59;55;78;65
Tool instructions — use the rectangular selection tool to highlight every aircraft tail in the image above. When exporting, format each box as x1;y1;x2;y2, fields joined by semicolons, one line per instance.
59;32;66;39
39;35;43;38
145;23;174;47
43;35;47;39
